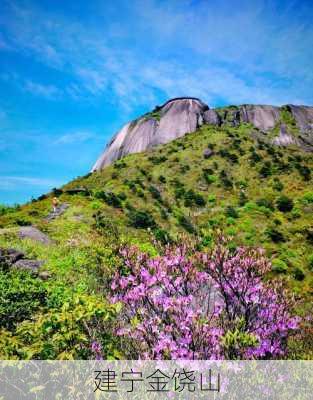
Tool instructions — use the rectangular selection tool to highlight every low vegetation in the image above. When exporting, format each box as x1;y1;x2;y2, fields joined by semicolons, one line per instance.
0;119;312;359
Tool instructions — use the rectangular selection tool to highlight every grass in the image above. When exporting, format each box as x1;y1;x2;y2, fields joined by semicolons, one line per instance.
0;120;312;359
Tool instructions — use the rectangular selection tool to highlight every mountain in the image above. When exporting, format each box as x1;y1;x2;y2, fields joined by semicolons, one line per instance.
92;97;313;170
0;98;312;360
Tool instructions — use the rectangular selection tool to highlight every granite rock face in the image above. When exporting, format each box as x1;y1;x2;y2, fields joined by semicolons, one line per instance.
240;105;280;131
92;98;208;170
92;98;313;170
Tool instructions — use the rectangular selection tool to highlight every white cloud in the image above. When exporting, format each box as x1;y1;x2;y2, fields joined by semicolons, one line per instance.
54;131;96;145
24;80;62;99
1;0;313;108
0;176;62;190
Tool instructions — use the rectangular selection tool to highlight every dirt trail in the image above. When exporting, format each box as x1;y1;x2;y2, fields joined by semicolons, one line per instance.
44;203;69;222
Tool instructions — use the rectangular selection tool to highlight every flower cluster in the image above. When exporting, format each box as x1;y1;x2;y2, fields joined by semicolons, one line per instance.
110;242;299;359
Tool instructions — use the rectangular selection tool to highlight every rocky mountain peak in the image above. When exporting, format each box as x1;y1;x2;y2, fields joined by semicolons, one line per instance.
92;98;313;171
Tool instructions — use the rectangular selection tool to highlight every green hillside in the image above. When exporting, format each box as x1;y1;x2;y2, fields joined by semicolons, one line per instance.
0;120;312;359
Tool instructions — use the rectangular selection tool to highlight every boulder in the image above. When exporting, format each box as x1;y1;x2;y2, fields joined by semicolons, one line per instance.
19;226;52;245
13;259;43;272
203;109;221;125
0;247;45;275
203;149;214;159
0;248;24;264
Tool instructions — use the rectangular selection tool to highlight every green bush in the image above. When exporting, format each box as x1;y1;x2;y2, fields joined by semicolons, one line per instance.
93;211;119;239
301;192;313;204
1;294;120;360
219;170;233;189
259;161;272;178
308;254;313;271
15;217;32;226
0;204;19;216
293;267;305;281
95;191;122;208
0;270;47;331
276;195;294;212
148;185;162;202
153;228;172;245
271;259;288;273
204;174;217;185
128;210;156;229
184;189;206;207
225;206;239;219
158;175;166;183
238;191;248;206
265;226;285;243
177;214;196;234
207;194;216;204
295;164;311;181
256;198;275;211
272;178;284;191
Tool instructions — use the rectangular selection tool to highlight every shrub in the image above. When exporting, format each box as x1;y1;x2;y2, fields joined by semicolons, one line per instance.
238;191;248;206
52;188;63;196
0;270;47;330
177;214;196;234
204;173;217;185
273;178;284;192
95;191;122;208
276;195;294;212
295;164;311;181
184;189;206;207
0;204;19;216
158;175;166;184
114;160;127;169
293;267;305;281
128;210;156;229
93;211;119;239
301;192;313;204
271;259;288;274
266;227;285;243
153;228;172;245
148;185;162;202
250;151;262;163
110;241;299;359
180;165;190;173
207;194;216;204
256;198;275;211
308;254;313;271
5;294;119;360
219;170;233;189
15;217;32;226
149;155;167;165
225;206;239;219
259;161;272;178
117;192;127;201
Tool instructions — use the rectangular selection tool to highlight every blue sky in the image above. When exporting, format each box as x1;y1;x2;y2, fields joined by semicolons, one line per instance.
1;0;313;204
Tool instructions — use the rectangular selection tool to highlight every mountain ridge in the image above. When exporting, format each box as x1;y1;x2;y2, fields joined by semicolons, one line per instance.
92;98;313;170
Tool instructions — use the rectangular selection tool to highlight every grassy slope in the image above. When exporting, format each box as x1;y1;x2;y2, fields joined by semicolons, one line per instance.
0;119;312;359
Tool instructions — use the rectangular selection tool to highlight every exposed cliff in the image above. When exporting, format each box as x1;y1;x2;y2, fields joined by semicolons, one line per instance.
92;98;313;170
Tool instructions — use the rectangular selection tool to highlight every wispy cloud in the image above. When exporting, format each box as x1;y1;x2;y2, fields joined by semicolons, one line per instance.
0;176;62;190
24;80;62;99
54;131;96;145
1;0;312;108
